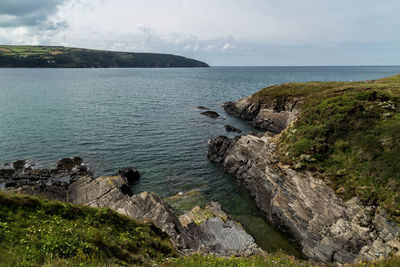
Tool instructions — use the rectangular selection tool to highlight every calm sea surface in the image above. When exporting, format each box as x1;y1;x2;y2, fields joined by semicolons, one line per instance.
1;66;400;256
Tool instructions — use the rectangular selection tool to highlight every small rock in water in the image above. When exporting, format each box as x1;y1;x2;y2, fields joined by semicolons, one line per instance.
201;111;220;118
224;124;242;133
116;167;140;184
197;106;209;110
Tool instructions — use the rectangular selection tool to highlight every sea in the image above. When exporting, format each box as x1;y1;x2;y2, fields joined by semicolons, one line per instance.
1;66;400;256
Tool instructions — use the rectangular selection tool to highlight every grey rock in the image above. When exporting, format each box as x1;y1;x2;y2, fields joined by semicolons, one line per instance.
207;134;400;264
223;96;300;133
178;203;261;256
13;160;30;172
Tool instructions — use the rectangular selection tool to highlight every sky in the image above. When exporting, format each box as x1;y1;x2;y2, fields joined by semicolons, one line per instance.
0;0;399;66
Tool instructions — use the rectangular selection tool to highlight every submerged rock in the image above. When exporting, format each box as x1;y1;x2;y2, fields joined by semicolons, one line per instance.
197;106;209;110
207;134;400;264
201;110;220;118
224;124;242;133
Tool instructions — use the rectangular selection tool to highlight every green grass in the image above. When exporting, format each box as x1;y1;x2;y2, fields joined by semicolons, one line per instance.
258;74;400;222
0;191;176;267
160;253;306;267
160;253;400;267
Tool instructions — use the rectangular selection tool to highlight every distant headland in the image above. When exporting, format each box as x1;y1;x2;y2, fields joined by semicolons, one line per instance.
0;45;209;68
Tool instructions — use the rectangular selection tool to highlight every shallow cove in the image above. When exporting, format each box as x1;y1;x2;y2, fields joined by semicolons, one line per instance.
1;66;400;256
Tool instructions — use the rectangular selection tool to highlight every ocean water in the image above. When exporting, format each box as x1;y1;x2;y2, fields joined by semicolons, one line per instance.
1;66;400;256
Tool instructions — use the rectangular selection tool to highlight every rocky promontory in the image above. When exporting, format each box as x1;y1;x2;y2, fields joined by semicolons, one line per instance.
209;76;400;264
208;134;400;263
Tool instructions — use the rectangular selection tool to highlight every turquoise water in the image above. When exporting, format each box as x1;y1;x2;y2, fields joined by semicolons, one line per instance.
1;66;400;256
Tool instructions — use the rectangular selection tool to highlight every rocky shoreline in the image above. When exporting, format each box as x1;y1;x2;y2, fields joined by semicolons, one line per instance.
0;158;261;258
207;95;400;264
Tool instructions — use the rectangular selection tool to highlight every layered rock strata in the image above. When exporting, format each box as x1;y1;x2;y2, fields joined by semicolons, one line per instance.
223;96;300;133
208;134;400;263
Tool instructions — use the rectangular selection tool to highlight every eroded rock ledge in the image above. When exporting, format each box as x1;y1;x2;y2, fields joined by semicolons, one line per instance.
207;134;400;264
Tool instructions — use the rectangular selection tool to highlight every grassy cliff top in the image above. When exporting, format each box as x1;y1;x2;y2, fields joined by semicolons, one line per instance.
265;74;400;222
252;74;400;101
0;191;175;266
0;45;209;68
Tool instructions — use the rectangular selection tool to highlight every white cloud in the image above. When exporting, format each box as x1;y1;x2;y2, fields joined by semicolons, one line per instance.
222;43;238;52
0;0;399;65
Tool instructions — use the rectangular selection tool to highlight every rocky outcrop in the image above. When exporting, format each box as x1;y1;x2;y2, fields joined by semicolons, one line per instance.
115;167;140;184
224;124;242;133
208;134;400;264
179;202;261;257
223;96;300;133
3;161;261;257
67;175;261;256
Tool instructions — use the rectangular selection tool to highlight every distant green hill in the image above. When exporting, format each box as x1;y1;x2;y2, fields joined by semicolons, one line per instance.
0;45;209;68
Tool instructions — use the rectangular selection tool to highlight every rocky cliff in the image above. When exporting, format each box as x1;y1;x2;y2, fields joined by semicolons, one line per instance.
209;82;400;263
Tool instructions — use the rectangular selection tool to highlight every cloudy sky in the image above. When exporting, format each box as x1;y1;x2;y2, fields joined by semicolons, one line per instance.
0;0;399;66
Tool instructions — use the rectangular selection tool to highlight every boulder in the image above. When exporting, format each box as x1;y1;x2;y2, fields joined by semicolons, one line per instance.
13;160;28;171
116;167;140;184
224;124;242;133
56;158;76;171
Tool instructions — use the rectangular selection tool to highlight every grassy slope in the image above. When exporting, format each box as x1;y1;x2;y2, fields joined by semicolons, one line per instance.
1;192;399;266
0;45;209;68
254;74;400;222
0;191;176;267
